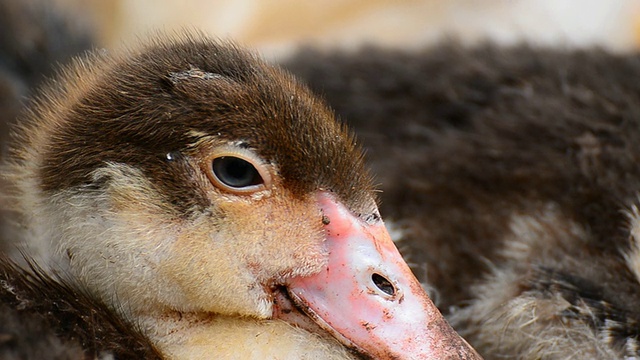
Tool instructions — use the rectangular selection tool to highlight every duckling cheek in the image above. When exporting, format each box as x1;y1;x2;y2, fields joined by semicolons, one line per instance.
211;196;329;281
155;196;327;318
156;222;273;318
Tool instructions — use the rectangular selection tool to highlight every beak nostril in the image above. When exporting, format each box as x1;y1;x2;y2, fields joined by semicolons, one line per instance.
372;273;396;296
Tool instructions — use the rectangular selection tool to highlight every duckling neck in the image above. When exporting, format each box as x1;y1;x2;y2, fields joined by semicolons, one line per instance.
136;310;357;360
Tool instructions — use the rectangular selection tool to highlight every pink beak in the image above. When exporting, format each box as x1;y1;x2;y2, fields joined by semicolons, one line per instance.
275;192;481;359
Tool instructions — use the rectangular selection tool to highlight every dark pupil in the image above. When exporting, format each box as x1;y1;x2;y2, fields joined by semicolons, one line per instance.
212;156;262;188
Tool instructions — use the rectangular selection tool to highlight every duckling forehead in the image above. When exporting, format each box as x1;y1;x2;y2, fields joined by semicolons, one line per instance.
36;38;376;215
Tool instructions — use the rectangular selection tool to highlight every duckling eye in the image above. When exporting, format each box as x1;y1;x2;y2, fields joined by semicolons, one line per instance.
212;156;263;189
204;148;271;195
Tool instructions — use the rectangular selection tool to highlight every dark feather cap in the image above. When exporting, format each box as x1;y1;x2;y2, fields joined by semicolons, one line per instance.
15;35;376;217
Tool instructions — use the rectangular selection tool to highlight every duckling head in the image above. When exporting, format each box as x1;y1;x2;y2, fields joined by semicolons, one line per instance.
6;34;480;359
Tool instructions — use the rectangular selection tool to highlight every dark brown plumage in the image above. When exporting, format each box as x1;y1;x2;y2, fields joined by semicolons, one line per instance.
0;256;161;359
284;45;640;358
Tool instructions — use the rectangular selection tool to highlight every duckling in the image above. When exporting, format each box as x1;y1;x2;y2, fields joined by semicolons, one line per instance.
284;45;640;359
1;34;480;359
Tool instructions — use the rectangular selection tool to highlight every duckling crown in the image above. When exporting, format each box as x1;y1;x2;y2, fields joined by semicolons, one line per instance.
13;35;375;217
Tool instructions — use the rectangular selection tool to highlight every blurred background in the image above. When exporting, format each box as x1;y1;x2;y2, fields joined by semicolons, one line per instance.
54;0;640;59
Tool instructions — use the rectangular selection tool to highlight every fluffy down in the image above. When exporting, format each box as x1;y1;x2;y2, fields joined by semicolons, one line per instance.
285;45;640;359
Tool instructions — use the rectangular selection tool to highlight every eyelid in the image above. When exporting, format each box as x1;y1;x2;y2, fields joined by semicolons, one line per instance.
202;146;273;195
